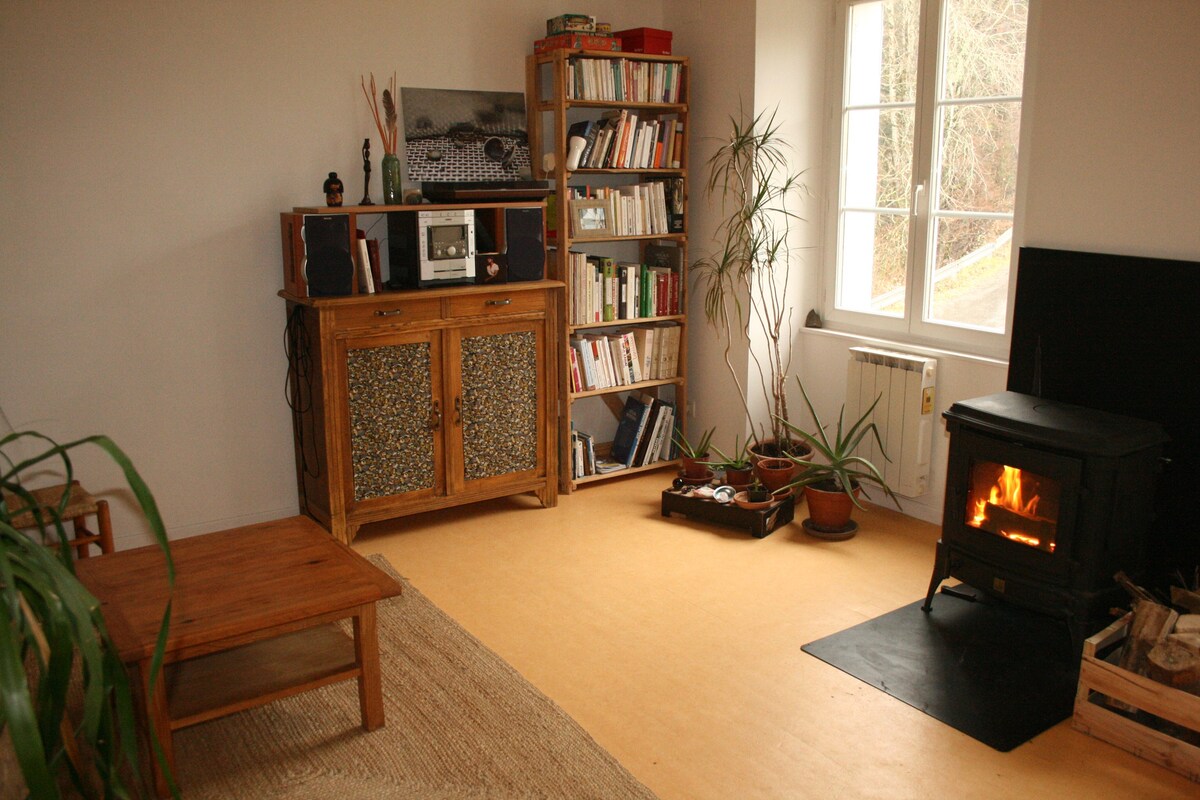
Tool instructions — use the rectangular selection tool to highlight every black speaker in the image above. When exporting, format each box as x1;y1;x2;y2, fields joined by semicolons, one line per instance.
303;214;353;297
504;206;545;282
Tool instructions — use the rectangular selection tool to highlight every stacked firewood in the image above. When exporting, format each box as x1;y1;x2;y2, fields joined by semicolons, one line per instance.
1114;570;1200;697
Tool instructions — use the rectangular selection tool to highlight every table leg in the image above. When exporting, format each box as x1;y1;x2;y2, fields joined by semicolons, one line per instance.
140;658;177;798
353;602;385;730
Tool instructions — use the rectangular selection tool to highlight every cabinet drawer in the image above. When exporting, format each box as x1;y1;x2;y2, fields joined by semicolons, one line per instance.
447;291;545;318
330;297;442;330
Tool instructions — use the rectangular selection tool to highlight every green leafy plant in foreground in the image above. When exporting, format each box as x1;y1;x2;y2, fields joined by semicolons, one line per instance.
1;431;175;798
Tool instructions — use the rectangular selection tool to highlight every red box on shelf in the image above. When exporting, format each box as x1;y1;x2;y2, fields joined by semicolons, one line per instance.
614;27;673;55
534;34;622;54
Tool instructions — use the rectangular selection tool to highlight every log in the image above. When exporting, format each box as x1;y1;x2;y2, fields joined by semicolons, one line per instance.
1118;599;1179;676
1171;587;1200;614
1168;633;1200;653
1175;614;1200;635
1146;639;1200;693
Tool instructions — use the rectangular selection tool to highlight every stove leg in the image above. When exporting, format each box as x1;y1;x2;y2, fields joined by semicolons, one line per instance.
922;539;950;612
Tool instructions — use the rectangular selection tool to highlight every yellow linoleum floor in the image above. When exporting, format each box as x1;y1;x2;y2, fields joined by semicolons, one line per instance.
352;471;1194;799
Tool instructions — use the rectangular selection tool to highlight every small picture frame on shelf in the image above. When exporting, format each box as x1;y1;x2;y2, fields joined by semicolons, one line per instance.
475;252;508;284
570;198;613;239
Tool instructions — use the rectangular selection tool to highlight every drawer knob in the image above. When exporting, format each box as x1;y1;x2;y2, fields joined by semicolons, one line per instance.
374;309;403;317
485;299;512;306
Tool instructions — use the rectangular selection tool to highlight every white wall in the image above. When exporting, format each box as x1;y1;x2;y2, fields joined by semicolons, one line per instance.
0;1;661;548
667;0;758;449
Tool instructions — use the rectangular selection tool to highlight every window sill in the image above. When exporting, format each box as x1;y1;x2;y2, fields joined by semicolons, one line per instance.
799;324;1009;368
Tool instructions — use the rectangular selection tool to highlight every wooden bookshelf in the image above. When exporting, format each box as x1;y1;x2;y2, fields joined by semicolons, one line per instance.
527;48;690;492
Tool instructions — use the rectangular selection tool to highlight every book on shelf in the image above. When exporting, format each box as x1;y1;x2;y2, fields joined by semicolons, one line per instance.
355;232;375;294
567;322;680;390
633;397;676;467
566;56;683;103
609;391;656;467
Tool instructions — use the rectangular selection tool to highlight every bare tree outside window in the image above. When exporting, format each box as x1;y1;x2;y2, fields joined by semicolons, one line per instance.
832;0;1028;338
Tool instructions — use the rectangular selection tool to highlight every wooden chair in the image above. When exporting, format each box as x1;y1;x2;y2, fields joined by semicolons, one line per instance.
2;481;115;557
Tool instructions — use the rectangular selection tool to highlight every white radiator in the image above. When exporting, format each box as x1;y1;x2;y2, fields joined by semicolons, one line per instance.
845;347;937;498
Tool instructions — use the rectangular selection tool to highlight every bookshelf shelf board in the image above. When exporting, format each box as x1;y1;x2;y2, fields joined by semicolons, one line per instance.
574;458;679;485
564;232;686;245
570;315;685;332
570;377;684;400
533;49;686;65
570;167;686;177
565;100;688;113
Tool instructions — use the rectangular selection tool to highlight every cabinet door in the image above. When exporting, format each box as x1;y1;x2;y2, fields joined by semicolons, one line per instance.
446;319;546;495
338;329;445;510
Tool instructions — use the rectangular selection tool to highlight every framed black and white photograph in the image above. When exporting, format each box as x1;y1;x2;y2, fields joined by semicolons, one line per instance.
570;198;613;239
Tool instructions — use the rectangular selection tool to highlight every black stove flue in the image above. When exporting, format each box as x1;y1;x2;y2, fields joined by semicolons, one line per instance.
922;391;1166;642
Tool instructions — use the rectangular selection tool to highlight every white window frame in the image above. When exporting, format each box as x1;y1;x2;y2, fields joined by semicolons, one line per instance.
821;0;1027;360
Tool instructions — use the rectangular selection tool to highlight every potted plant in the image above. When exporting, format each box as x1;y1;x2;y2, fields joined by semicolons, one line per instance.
693;105;812;461
780;379;902;539
702;435;753;487
1;427;175;798
672;426;715;480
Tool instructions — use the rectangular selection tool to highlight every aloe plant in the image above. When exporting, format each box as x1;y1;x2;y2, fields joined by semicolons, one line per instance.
671;426;715;460
1;429;175;798
702;434;753;471
778;380;902;511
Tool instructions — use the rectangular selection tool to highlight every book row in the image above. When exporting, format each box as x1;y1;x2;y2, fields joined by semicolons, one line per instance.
568;324;681;393
570;394;678;478
566;57;683;104
568;252;681;325
610;392;678;469
567;112;682;171
568;181;673;238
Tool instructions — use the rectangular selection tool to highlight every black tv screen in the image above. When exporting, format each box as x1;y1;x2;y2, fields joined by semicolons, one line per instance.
1007;246;1200;579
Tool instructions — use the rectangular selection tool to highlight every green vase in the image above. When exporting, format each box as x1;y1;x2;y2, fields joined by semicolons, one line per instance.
381;153;401;205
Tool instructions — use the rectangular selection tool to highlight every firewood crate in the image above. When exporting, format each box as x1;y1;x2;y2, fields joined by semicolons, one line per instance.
1073;612;1200;782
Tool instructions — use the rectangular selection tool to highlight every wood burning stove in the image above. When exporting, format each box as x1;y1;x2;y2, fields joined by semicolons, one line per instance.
923;391;1166;641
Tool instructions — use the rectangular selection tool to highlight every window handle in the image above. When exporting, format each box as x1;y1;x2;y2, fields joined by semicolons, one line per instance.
912;183;926;219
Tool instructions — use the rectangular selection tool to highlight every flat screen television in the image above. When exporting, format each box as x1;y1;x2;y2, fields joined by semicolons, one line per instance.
1007;246;1200;582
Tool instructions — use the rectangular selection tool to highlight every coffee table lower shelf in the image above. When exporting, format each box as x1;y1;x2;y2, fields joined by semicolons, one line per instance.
165;624;358;729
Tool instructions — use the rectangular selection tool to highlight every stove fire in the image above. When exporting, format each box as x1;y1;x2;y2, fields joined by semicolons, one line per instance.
966;461;1060;554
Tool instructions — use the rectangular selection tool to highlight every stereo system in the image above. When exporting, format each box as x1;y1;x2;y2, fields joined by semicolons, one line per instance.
282;205;544;296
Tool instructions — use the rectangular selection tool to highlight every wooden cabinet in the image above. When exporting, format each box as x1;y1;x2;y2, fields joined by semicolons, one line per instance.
526;48;690;492
283;282;560;543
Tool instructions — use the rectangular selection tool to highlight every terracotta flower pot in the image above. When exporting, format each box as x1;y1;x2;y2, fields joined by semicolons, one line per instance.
723;466;754;487
681;454;711;479
802;480;862;540
753;457;794;492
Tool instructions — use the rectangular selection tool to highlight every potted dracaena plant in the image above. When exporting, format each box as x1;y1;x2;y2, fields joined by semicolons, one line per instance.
693;105;813;463
1;426;175;798
780;379;902;539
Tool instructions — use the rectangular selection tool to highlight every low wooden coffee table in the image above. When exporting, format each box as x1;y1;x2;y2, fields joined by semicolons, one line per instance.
75;515;401;797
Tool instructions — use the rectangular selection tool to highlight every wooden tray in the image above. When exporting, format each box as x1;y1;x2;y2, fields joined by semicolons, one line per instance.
1073;612;1200;782
660;488;793;538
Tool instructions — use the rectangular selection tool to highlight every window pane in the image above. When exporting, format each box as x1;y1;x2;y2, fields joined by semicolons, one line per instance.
926;215;1011;330
847;0;920;105
837;210;908;317
844;107;914;209
937;101;1021;212
943;0;1029;100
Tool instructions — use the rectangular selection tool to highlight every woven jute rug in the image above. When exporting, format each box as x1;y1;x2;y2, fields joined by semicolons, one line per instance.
170;556;657;799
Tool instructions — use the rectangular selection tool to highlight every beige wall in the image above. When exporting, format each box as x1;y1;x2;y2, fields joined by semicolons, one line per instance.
0;1;660;547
